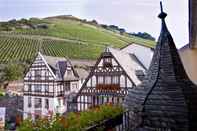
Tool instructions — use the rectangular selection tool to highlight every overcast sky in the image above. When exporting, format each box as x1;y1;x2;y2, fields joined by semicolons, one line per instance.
0;0;188;48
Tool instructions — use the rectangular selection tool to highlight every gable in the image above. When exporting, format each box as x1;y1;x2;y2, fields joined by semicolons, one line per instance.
77;51;137;96
24;53;56;80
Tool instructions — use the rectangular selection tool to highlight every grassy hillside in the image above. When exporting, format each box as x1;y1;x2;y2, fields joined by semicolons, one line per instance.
0;16;155;63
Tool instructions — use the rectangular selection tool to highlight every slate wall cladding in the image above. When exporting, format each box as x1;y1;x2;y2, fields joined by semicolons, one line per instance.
124;2;197;131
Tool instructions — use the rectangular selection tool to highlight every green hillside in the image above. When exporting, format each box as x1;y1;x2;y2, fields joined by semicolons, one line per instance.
0;16;155;63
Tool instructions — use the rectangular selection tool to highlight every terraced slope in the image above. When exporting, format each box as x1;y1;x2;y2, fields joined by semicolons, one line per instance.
0;17;155;63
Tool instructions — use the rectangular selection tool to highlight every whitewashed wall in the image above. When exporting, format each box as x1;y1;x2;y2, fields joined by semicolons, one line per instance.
23;96;66;120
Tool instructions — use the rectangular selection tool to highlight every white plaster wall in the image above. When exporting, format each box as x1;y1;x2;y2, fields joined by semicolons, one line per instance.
23;96;66;120
54;98;66;113
112;59;118;66
98;59;103;66
92;76;96;87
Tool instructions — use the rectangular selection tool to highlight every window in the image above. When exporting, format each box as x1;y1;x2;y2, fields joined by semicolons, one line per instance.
45;72;49;80
34;85;42;92
28;97;32;107
112;76;119;84
35;98;42;108
45;99;49;109
45;85;49;93
105;76;111;84
65;83;70;91
98;76;103;84
72;83;78;89
28;85;32;92
35;70;41;80
103;58;112;67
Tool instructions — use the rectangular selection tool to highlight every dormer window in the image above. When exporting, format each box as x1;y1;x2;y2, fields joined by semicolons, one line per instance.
103;57;112;67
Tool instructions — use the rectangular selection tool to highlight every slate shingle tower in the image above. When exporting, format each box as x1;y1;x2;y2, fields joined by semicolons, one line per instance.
124;2;197;131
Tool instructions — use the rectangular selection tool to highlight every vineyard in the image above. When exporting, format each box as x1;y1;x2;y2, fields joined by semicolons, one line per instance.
0;35;40;62
0;18;155;63
0;35;105;63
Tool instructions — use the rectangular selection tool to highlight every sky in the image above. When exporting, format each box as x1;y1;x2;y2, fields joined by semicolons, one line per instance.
0;0;188;48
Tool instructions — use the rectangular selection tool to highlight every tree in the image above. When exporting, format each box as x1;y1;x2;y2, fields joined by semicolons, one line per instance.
119;28;126;35
16;119;34;131
4;63;24;81
8;19;17;25
91;20;98;24
130;32;155;41
19;18;28;24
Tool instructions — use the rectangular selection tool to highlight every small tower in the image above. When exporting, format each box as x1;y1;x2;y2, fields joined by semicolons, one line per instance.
124;2;197;131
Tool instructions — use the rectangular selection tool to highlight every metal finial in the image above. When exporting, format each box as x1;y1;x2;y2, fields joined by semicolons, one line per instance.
158;1;167;19
160;1;163;13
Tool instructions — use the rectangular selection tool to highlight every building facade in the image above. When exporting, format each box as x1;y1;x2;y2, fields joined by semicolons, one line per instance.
70;47;146;112
23;52;80;120
179;0;197;84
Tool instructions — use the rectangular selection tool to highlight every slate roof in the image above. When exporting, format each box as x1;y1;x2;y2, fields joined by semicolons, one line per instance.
108;47;146;85
41;54;78;81
124;3;197;131
74;68;90;79
42;55;68;70
129;53;147;70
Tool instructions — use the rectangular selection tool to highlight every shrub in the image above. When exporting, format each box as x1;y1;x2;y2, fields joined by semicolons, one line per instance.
4;63;25;81
18;105;124;131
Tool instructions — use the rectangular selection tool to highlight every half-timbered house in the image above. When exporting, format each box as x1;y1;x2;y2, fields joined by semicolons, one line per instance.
70;47;147;112
23;52;80;120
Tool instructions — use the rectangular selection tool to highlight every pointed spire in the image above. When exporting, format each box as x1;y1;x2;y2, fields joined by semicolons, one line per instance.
124;2;197;130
